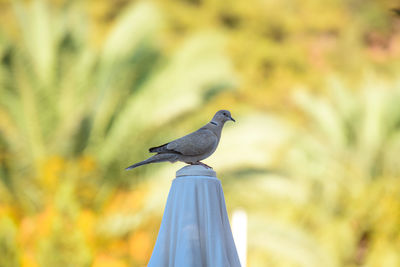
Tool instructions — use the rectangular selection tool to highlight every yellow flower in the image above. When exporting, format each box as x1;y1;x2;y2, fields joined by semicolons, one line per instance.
39;156;65;189
79;155;97;173
92;254;127;267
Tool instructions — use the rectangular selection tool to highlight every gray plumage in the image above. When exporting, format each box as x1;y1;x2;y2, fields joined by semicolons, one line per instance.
125;110;235;170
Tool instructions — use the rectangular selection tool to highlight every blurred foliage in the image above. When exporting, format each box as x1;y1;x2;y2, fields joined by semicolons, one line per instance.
0;0;400;266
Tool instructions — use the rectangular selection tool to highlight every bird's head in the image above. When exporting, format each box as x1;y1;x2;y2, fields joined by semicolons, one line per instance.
211;110;235;125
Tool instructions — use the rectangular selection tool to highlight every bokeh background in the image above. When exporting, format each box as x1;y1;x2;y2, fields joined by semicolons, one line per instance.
1;0;400;266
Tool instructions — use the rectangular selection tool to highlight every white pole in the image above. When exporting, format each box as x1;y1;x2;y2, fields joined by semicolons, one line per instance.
232;209;247;267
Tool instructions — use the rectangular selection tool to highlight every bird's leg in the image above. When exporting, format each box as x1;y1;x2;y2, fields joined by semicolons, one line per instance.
190;161;213;169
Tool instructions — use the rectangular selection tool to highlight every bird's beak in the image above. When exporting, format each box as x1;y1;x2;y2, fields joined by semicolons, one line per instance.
230;116;236;122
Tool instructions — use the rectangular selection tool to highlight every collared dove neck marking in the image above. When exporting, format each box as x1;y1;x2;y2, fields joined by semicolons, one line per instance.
125;109;235;170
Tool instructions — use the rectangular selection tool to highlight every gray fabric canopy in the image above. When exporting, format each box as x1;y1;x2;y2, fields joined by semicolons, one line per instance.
148;165;241;267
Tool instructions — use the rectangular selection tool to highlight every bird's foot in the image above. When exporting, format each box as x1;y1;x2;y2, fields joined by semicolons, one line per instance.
190;161;213;169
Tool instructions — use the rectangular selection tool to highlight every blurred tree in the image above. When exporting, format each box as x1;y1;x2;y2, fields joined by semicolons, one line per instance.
221;76;400;266
0;0;399;266
0;1;236;266
155;0;400;109
0;0;235;206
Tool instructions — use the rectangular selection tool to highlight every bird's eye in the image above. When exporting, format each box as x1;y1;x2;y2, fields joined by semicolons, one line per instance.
223;112;226;116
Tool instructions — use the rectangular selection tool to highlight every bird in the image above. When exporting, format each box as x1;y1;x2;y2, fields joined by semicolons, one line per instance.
125;110;235;170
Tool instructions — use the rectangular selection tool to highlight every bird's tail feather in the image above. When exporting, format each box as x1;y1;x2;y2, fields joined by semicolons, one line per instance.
125;153;178;170
125;160;151;170
149;142;169;153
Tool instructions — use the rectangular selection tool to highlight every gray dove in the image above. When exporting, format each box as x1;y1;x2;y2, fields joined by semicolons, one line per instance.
125;110;235;170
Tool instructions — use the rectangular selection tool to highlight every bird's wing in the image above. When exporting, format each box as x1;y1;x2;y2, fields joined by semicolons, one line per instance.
149;129;218;156
168;129;218;156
